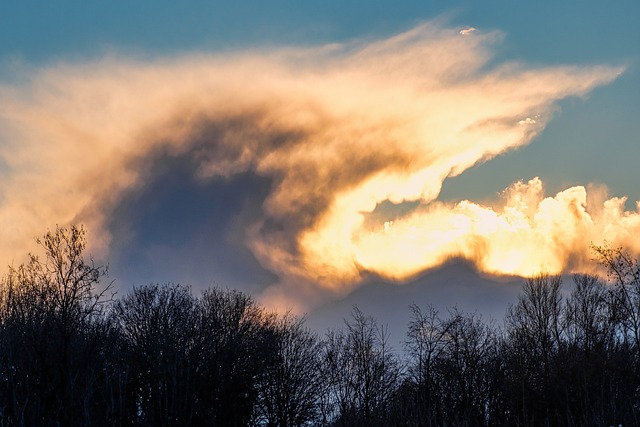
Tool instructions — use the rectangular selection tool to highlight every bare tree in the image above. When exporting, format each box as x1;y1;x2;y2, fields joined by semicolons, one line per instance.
257;313;322;427
506;274;564;369
112;283;198;426
320;307;401;426
437;309;496;426
503;273;564;425
592;244;640;351
401;304;452;425
590;244;640;425
0;225;111;426
565;274;613;353
193;287;276;426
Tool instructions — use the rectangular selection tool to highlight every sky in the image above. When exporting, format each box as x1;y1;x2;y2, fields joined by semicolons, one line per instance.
0;1;639;340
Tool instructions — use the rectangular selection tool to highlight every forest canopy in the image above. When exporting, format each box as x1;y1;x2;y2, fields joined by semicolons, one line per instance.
0;225;638;426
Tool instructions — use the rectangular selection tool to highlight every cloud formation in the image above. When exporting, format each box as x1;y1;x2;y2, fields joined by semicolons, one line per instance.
0;22;634;309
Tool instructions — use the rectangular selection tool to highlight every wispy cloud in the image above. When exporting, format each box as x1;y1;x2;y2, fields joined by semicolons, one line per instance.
459;27;477;36
518;117;537;125
0;22;631;310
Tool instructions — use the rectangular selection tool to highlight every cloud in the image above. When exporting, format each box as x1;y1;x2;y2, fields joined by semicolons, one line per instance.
354;178;640;279
459;27;477;36
0;22;631;310
518;117;537;125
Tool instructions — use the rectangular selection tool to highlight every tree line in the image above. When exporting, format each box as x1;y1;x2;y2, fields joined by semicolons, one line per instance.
0;225;638;426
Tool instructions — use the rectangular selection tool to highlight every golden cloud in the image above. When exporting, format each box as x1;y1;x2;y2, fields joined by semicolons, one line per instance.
0;22;633;310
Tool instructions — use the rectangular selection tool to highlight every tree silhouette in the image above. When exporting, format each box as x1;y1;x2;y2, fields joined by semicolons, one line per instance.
320;307;401;426
0;225;111;425
256;314;323;427
193;287;276;426
1;226;640;426
112;283;198;425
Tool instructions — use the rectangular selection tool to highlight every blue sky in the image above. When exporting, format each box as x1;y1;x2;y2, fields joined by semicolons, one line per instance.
0;1;639;335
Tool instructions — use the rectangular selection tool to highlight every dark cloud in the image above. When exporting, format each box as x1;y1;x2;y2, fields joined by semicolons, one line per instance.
107;151;277;294
305;259;523;347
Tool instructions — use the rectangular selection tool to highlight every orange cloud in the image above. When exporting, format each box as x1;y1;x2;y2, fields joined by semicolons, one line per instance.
0;22;630;311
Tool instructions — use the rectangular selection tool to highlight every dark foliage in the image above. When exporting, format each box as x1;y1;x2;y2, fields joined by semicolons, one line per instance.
0;226;639;426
